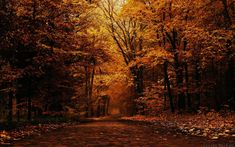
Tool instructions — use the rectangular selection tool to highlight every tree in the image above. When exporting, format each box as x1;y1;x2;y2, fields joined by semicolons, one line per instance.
119;0;234;114
0;0;85;122
0;0;21;125
99;0;148;115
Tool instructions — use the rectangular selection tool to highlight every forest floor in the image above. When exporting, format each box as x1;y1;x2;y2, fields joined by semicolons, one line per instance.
121;112;235;140
0;121;77;145
0;115;234;147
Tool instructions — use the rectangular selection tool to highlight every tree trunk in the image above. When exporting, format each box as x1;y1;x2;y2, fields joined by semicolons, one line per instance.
183;40;191;111
27;78;32;121
130;65;144;115
135;66;144;95
211;58;221;111
164;81;167;110
105;96;110;115
88;65;95;117
195;62;201;110
225;40;234;109
24;79;32;121
185;62;191;111
166;29;185;112
97;99;101;117
16;97;20;122
174;53;186;112
84;66;89;117
7;84;13;125
164;61;175;113
27;0;37;122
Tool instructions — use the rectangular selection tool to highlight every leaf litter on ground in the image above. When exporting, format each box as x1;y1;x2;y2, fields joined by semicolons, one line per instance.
0;122;77;145
121;112;235;140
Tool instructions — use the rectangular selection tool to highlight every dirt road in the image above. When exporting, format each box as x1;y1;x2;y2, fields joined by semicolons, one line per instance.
11;120;235;147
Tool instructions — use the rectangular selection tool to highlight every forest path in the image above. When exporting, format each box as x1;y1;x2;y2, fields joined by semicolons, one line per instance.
11;118;233;147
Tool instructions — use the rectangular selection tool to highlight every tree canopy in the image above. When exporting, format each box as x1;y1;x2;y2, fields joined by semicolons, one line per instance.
0;0;234;123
